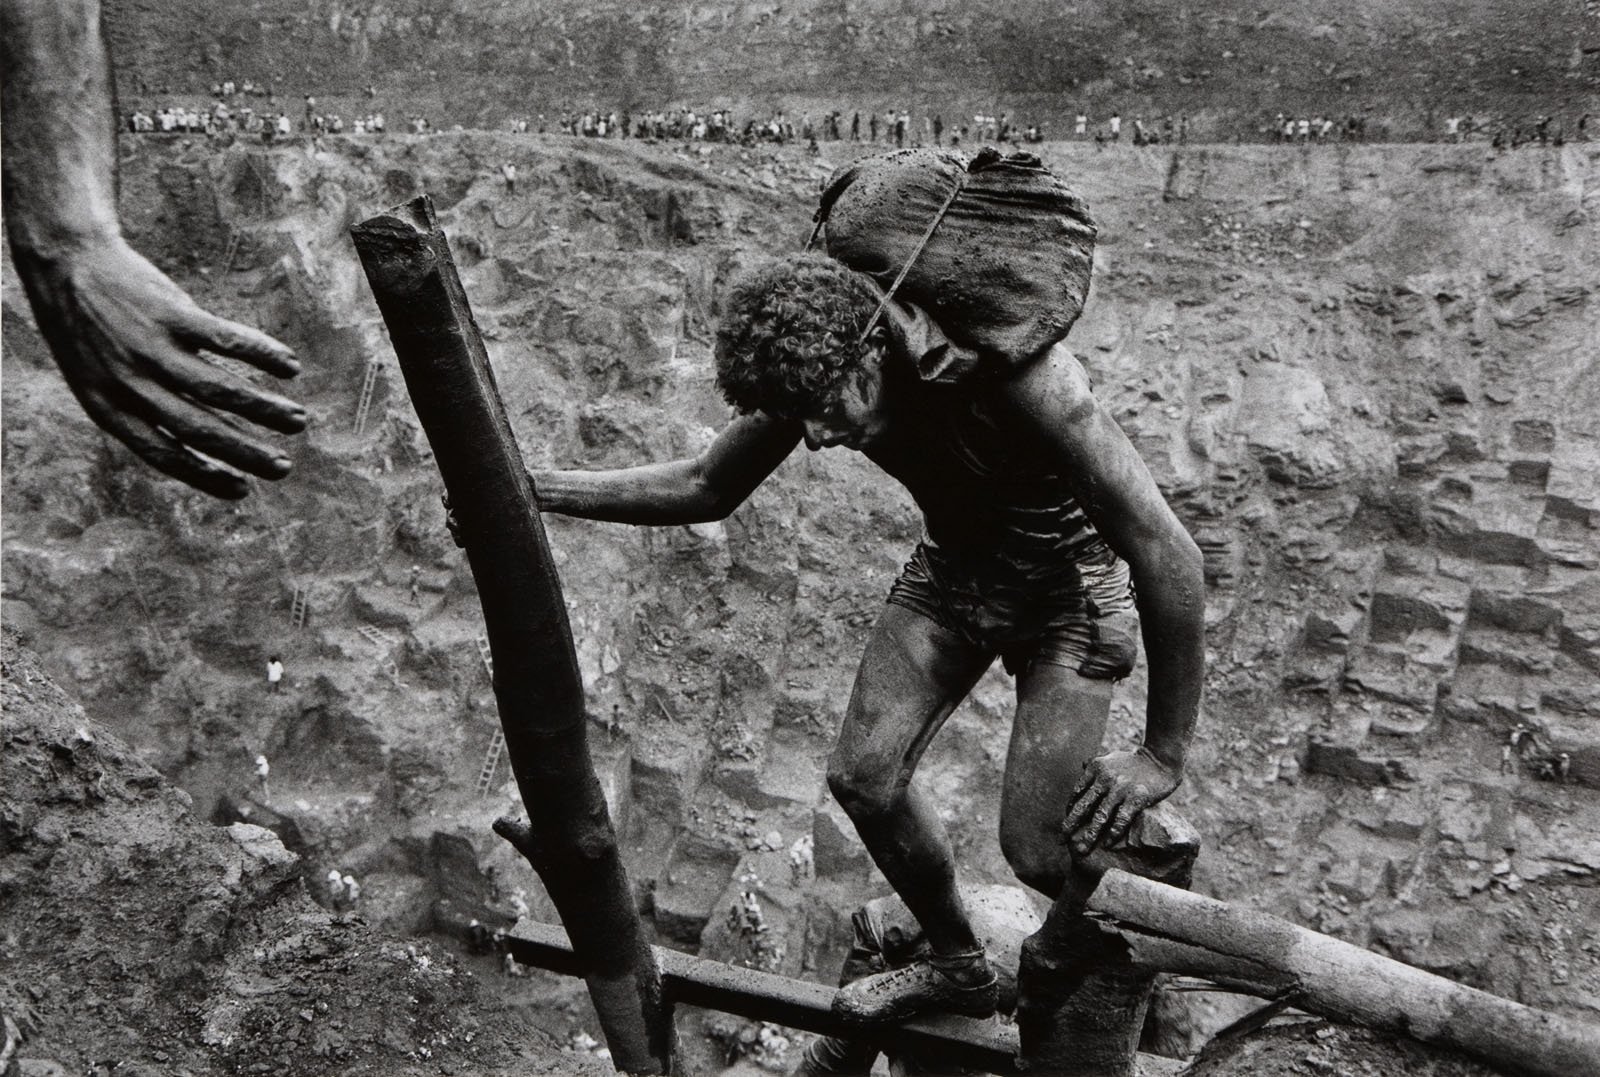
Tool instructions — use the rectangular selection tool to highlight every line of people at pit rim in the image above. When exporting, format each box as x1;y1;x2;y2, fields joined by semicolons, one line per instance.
522;107;1052;148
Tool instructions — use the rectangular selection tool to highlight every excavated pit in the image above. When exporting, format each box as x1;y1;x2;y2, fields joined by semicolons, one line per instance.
4;132;1599;1074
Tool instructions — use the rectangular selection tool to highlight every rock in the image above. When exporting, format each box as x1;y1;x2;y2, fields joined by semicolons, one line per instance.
1304;739;1414;786
1239;365;1344;487
1300;608;1363;654
1428;477;1546;566
226;823;299;870
812;799;869;878
1324;856;1386;902
1367;578;1469;645
1435;782;1512;860
653;836;741;946
1378;797;1429;840
630;736;708;826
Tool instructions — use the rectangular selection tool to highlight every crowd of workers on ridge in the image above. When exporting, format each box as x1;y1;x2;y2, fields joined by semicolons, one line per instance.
125;88;1596;151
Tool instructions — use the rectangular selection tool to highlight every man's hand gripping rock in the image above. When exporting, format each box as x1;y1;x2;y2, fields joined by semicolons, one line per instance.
1062;747;1181;856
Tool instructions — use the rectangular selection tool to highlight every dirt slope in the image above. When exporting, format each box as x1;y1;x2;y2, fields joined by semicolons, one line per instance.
0;627;603;1076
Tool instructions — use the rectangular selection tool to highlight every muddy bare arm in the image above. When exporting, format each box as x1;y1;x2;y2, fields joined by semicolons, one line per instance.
999;345;1205;851
532;412;801;525
1;0;305;500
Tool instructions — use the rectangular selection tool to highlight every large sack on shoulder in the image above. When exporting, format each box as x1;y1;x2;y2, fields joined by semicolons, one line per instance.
816;147;1096;372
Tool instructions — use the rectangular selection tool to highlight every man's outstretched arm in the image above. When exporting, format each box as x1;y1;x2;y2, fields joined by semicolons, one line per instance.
531;412;802;526
2;0;305;499
1000;345;1206;853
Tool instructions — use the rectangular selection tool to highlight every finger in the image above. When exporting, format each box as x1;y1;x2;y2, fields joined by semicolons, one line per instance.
116;376;293;480
1069;759;1102;801
132;335;308;434
1105;799;1143;848
1061;779;1108;838
170;305;300;378
1079;791;1124;852
80;388;250;499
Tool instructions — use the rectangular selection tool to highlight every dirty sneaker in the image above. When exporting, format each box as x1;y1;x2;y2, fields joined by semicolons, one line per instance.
832;949;998;1024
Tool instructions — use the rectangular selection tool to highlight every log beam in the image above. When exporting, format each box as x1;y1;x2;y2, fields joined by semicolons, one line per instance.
1091;869;1600;1077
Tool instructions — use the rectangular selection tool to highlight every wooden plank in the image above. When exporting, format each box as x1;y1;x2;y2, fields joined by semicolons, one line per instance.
504;919;1021;1074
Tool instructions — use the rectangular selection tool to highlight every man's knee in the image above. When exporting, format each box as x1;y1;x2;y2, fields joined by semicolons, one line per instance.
826;751;902;823
1000;827;1069;898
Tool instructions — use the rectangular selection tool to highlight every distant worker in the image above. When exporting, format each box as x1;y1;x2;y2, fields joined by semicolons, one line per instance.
1557;753;1571;784
501;162;517;195
1075;113;1088;138
326;868;347;906
267;654;284;693
409;564;422;605
1500;741;1515;776
1108;113;1121;141
342;874;361;905
254;754;271;801
1;0;306;501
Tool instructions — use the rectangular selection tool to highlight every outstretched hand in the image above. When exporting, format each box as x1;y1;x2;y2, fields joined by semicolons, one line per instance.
17;236;305;499
1061;747;1180;855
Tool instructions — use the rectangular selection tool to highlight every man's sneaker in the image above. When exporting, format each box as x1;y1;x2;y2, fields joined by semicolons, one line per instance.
832;950;998;1024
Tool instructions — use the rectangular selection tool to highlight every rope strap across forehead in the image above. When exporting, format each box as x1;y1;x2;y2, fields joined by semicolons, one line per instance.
806;173;967;348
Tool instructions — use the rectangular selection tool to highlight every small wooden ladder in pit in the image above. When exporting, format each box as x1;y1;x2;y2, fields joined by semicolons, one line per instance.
476;729;506;796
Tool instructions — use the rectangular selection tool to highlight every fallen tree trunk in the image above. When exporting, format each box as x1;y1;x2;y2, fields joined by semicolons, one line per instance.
1089;869;1600;1077
350;196;674;1075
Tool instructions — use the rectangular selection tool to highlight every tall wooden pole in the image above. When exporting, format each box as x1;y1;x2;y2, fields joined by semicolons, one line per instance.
350;196;674;1075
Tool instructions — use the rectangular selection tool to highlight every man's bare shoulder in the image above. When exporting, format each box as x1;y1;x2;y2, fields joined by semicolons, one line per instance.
995;344;1099;429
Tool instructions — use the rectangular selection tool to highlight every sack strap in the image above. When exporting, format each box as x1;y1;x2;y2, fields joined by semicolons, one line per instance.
853;174;965;346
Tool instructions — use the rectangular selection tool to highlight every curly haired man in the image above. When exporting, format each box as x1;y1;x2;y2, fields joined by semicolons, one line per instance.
517;253;1203;1023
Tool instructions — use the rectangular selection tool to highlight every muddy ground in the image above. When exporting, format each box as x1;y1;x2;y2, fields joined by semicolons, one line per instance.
3;132;1598;1074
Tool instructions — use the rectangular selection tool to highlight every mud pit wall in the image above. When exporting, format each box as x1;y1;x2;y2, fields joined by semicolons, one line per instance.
4;135;1600;1059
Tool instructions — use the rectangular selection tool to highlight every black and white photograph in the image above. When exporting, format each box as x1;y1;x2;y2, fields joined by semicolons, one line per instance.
2;2;1597;1074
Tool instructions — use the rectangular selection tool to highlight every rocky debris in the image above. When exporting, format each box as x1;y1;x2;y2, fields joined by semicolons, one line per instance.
1185;1017;1502;1076
0;628;592;1076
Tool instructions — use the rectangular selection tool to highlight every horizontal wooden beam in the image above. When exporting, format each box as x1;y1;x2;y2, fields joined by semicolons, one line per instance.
493;918;1021;1073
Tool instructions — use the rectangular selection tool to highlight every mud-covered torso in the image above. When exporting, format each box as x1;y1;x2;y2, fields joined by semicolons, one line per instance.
863;360;1111;579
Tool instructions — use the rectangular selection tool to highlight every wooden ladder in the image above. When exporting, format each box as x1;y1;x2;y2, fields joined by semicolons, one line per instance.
357;624;398;652
289;583;309;630
354;360;381;434
218;230;243;276
476;729;506;795
475;634;494;679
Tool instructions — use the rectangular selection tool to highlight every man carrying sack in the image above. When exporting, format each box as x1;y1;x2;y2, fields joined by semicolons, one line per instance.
454;148;1204;1024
